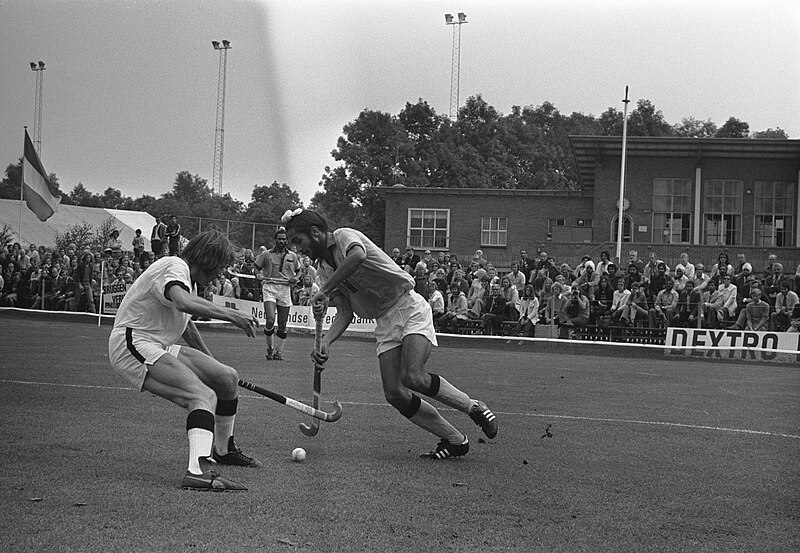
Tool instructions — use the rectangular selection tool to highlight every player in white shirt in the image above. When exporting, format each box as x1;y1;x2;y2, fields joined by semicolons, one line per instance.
108;230;261;491
254;227;301;361
282;208;498;460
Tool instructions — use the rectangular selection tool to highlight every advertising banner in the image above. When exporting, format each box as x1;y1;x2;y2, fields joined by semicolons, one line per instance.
101;282;131;315
665;327;800;364
211;295;377;333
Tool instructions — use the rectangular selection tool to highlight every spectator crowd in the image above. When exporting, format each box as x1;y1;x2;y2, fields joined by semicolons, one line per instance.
4;218;800;340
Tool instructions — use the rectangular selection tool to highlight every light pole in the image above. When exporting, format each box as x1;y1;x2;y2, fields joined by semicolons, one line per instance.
445;12;467;120
211;40;231;196
30;61;45;154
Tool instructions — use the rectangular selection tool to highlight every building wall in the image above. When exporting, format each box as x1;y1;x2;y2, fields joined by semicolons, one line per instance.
383;188;592;267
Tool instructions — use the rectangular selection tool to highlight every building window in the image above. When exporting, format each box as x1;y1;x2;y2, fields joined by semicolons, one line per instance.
652;178;692;243
754;181;795;246
576;219;592;227
610;214;633;242
481;217;507;247
408;208;449;250
703;180;742;245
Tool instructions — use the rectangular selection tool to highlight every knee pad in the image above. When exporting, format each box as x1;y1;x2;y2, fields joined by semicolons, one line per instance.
399;394;422;419
276;329;288;340
263;326;275;336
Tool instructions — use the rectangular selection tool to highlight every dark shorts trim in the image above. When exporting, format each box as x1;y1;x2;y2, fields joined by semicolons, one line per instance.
126;328;146;364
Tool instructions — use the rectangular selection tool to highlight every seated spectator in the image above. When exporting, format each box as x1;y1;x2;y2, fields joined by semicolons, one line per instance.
731;288;770;331
620;280;648;326
413;262;429;300
297;274;320;306
710;252;734;281
1;266;20;307
762;254;778;281
596;250;613;277
794;264;800;294
400;246;420;274
481;283;507;335
771;280;799;331
438;282;469;333
672;265;688;292
642;252;663;283
606;263;621;290
671;279;701;328
646;262;668;304
75;252;96;313
466;269;487;314
573;260;599;299
449;269;470;295
628;250;645;274
537;276;555;321
591;274;615;324
787;302;800;333
506;261;526;291
500;275;520;321
623;263;643;292
431;268;448;294
427;281;445;325
575;256;593;279
692;263;710;293
542;282;565;325
763;263;784;306
558;283;589;338
513;284;539;338
558;263;575;284
679;252;695;279
700;280;726;329
648;277;678;328
472;249;488;268
718;274;739;320
733;253;749;280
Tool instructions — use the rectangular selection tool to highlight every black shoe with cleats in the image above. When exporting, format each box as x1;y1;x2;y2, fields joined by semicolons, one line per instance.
469;400;498;439
420;437;469;460
212;436;263;468
181;457;247;491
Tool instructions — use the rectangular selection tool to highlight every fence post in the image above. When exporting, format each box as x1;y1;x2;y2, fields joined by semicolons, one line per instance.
251;223;255;252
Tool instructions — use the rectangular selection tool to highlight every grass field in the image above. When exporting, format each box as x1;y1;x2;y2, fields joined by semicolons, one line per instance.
1;312;799;552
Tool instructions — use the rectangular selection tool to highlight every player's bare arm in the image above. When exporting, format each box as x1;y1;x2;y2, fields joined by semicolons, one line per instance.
317;244;366;297
181;320;213;356
168;284;259;337
312;294;353;366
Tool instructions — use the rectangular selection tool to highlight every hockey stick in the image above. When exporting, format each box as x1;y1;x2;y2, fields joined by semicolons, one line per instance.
299;316;326;436
238;379;343;422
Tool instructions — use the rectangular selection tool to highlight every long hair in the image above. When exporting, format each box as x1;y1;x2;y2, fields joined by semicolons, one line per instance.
181;230;235;273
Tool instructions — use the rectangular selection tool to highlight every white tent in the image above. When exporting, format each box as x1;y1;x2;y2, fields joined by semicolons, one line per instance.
0;198;154;250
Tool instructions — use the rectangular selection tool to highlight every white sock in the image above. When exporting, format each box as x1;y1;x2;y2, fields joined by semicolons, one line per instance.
214;416;235;453
264;332;274;350
275;336;286;354
187;428;213;474
433;376;474;413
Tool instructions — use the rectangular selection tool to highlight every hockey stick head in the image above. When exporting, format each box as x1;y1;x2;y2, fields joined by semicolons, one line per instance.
299;419;319;436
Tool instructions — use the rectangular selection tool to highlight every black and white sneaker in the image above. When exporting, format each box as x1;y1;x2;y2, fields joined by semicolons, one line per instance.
212;436;263;468
469;400;498;439
265;347;274;361
181;457;247;491
420;437;469;460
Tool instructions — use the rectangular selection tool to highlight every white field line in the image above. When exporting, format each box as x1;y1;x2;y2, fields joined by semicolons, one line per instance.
4;378;798;440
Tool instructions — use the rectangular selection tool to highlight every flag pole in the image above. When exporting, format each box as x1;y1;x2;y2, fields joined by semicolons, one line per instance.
615;86;630;264
18;127;27;245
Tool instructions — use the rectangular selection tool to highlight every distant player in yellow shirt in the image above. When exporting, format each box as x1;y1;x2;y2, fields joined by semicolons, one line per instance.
282;208;498;460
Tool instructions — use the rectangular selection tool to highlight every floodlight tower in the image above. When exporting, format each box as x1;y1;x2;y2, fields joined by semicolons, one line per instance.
29;61;46;154
211;40;231;196
444;12;467;120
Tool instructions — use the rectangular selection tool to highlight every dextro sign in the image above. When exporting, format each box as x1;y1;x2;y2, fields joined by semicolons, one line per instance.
666;328;800;364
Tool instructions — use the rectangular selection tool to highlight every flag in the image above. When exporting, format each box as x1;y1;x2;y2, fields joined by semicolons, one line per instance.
22;129;61;221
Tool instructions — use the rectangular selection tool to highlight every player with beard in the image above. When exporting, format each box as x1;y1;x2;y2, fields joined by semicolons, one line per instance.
255;227;301;361
281;208;498;460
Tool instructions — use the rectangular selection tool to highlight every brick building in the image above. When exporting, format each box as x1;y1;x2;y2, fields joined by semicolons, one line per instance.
380;136;800;272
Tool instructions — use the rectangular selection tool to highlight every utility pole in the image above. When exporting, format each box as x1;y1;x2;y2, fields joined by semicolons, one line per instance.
29;61;45;154
211;40;231;196
444;13;467;120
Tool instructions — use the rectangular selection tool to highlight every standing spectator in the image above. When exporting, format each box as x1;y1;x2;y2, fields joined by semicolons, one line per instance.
166;215;182;256
75;252;96;313
771;281;799;331
108;229;123;258
132;229;146;261
648;277;678;328
150;216;166;258
518;249;536;282
512;284;539;338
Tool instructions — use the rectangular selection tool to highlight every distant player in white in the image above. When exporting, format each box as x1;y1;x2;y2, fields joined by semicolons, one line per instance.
108;230;262;491
254;226;301;361
283;208;498;459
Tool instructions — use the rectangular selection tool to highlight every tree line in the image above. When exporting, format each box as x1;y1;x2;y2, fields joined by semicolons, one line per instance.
0;95;789;248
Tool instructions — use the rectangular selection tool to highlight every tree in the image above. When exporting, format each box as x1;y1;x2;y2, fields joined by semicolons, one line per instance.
752;128;789;139
162;171;212;206
673;117;718;138
626;99;673;136
715;117;750;138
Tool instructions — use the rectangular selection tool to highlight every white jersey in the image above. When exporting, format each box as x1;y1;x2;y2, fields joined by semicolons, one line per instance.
316;228;414;319
112;256;194;348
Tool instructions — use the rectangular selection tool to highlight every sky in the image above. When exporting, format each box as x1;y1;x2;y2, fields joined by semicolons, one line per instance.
1;0;799;209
